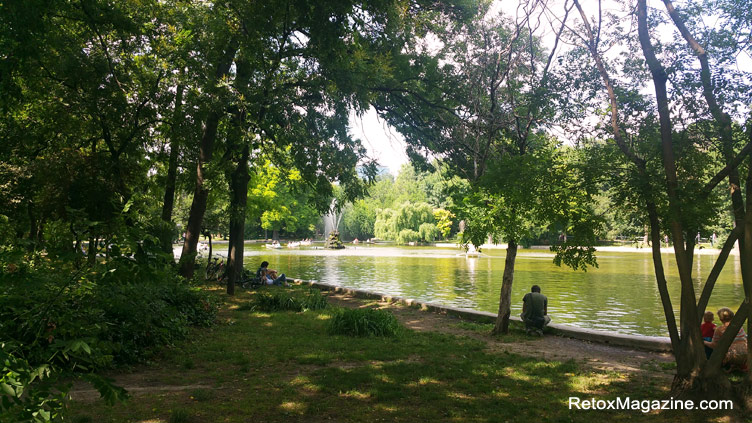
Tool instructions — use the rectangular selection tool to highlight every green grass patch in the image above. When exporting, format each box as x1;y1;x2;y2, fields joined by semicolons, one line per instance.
66;287;737;422
252;288;328;312
169;407;191;423
328;307;401;337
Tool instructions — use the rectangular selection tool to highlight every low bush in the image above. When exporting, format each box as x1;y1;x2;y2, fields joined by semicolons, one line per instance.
327;308;401;337
0;245;220;422
253;288;328;312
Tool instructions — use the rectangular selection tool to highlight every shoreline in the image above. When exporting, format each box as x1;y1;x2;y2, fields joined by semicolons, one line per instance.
295;279;673;353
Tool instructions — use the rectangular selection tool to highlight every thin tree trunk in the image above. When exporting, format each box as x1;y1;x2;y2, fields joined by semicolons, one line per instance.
178;40;237;279
161;83;184;253
743;148;752;387
647;201;680;352
663;0;752;388
637;0;704;383
226;145;250;296
27;202;37;250
207;231;213;264
87;235;97;266
493;240;517;335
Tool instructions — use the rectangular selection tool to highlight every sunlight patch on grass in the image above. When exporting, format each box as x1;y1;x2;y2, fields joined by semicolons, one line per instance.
375;373;394;383
252;312;272;318
316;314;332;320
418;376;440;385
447;391;473;400
290;375;311;385
492;389;510;398
503;367;532;382
279;401;307;414
568;372;622;393
373;404;399;413
339;389;371;399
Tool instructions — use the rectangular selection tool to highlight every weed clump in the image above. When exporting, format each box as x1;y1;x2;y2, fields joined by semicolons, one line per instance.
327;308;401;337
253;289;328;312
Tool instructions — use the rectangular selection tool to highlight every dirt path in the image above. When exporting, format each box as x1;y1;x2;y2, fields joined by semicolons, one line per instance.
323;292;675;379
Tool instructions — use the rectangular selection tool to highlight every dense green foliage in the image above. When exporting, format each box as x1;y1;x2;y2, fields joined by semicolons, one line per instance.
339;164;464;242
327;308;402;337
0;247;219;422
2;0;752;415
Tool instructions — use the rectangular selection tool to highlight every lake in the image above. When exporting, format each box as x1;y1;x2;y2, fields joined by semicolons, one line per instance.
203;242;745;337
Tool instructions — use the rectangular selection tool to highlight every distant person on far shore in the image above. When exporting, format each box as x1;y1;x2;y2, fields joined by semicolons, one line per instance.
704;307;748;372
701;311;716;359
521;285;551;336
711;232;717;247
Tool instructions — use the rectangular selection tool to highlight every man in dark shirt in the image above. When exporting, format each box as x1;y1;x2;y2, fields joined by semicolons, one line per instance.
521;285;551;336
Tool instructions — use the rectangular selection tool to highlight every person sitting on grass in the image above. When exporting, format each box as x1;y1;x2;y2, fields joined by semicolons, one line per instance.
521;285;551;336
704;307;748;372
257;261;288;286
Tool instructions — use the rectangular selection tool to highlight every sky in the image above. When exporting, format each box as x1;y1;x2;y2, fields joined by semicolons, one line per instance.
348;0;752;176
350;108;409;176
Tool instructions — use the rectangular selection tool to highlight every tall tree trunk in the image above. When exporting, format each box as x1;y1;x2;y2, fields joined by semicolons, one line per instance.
493;240;517;335
206;231;213;264
87;235;97;266
161;83;184;253
637;0;705;386
743;148;752;388
663;0;752;389
226;145;250;296
646;201;680;352
178;40;238;279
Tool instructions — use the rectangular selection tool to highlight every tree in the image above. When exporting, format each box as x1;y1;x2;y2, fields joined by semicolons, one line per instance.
374;1;600;334
570;0;752;398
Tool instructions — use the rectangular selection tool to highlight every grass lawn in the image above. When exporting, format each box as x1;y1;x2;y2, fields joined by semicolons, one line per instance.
68;286;739;422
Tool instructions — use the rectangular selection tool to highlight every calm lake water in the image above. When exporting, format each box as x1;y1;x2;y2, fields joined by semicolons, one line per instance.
207;243;746;337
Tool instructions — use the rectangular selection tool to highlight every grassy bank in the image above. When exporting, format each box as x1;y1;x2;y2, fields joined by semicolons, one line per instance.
68;286;737;422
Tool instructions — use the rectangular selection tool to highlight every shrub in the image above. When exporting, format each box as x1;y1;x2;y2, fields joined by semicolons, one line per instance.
396;229;420;245
253;289;328;312
327;308;401;337
418;223;440;243
0;245;220;421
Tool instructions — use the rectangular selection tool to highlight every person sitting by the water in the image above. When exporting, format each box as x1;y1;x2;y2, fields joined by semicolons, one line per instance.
701;311;716;359
257;260;287;286
521;285;551;336
704;307;748;372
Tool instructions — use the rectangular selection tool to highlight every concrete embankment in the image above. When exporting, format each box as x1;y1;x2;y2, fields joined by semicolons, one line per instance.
294;279;673;353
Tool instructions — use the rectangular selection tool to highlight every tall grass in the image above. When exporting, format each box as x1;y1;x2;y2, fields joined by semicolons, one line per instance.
327;308;401;337
253;289;328;312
